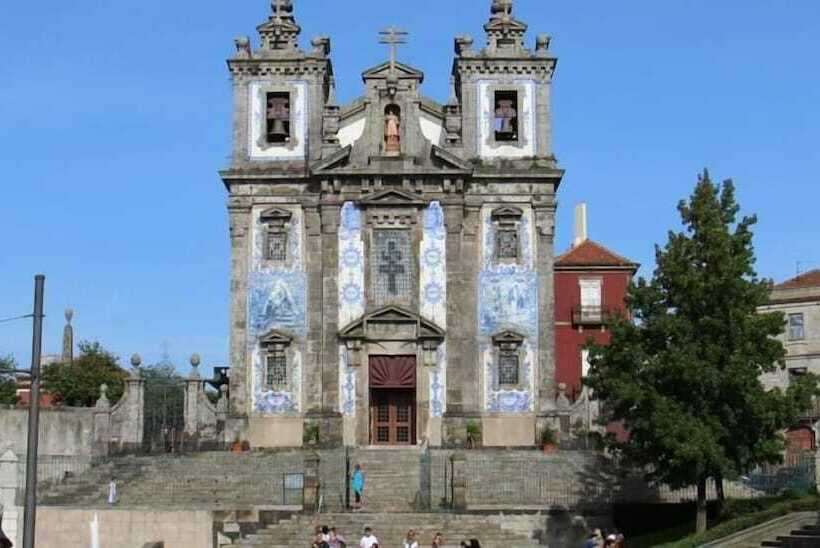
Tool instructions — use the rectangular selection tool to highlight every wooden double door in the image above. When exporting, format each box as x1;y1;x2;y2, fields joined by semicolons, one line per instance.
369;355;416;446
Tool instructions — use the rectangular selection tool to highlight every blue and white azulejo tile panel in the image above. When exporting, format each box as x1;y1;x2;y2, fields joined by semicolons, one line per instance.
247;205;307;415
338;202;365;416
421;202;447;417
478;206;538;414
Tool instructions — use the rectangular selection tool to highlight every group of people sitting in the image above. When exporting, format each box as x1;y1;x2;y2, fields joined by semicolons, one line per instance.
584;528;626;547
311;525;481;548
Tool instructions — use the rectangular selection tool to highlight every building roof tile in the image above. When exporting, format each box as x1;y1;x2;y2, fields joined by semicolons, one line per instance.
774;269;820;290
555;239;639;270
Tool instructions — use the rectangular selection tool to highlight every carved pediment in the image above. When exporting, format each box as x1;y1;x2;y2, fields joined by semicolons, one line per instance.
311;145;351;172
431;145;472;171
492;330;526;346
339;305;445;342
362;61;424;83
491;206;524;220
357;189;429;209
259;329;294;348
260;207;293;223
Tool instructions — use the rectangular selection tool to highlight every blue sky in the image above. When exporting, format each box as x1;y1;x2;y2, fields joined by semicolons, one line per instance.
1;1;818;372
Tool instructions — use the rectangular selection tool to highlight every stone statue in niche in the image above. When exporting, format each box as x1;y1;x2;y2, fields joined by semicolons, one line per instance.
384;105;401;155
494;95;518;141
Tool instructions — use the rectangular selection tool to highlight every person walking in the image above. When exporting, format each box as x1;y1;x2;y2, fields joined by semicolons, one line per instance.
359;526;378;548
403;529;419;548
351;463;365;511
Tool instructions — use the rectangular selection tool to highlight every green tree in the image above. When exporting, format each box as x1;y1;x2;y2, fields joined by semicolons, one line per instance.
585;170;818;534
42;341;127;406
0;355;17;405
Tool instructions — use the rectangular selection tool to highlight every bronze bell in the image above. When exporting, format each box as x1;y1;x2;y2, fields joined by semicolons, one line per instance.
269;118;289;141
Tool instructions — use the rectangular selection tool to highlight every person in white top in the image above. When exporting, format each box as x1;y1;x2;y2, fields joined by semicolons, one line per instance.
403;529;419;548
107;477;118;506
359;526;378;548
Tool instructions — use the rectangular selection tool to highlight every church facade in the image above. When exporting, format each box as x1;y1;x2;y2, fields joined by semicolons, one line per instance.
221;0;565;448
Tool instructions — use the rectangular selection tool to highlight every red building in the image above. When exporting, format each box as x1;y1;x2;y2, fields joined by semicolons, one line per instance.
554;204;639;401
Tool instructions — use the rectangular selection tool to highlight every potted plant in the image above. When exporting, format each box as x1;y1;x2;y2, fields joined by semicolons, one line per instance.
465;420;481;449
303;423;320;446
540;427;557;454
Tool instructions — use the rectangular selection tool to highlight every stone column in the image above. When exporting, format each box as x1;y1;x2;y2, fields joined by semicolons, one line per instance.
216;385;229;445
184;354;203;436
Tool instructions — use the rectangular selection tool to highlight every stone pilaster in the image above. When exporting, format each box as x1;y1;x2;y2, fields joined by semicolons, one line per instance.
184;355;203;436
535;203;557;413
319;204;341;416
228;204;252;416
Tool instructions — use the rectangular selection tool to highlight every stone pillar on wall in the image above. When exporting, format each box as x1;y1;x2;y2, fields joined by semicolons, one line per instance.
93;384;112;456
109;354;145;449
450;452;467;511
228;204;252;417
184;354;203;436
535;204;557;414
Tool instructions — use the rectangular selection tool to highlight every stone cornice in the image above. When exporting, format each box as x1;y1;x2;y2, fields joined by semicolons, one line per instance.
227;57;331;78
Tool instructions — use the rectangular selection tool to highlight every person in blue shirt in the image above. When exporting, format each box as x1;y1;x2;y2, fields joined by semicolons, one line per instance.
351;463;365;511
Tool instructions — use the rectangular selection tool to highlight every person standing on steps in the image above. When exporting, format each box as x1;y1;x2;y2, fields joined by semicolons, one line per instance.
329;526;347;548
403;529;419;548
430;532;443;548
359;526;378;548
351;463;365;511
107;476;118;506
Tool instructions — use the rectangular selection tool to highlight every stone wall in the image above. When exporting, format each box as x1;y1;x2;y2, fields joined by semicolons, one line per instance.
34;508;213;548
0;406;96;457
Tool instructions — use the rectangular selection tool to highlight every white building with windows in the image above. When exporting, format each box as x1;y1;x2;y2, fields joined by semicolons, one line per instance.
759;270;820;389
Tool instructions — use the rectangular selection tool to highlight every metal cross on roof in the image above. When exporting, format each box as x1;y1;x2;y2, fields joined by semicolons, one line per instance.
379;26;408;74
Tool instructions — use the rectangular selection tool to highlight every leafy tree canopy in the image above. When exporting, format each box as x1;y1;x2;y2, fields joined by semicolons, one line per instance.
585;170;818;532
42;341;127;407
0;354;17;405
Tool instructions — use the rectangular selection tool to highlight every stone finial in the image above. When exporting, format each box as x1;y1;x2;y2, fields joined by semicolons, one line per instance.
129;354;142;378
490;0;514;20
454;35;474;57
556;382;571;410
61;308;74;364
95;384;110;410
311;36;331;57
189;354;201;379
535;34;551;55
258;0;301;52
234;36;252;59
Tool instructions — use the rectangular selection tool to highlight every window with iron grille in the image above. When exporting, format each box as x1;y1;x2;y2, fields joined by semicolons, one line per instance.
266;352;287;388
789;313;805;341
266;230;288;262
372;230;412;304
498;351;519;386
496;228;519;260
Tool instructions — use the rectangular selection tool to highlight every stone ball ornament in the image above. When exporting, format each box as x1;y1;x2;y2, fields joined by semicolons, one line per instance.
130;354;142;368
190;354;202;368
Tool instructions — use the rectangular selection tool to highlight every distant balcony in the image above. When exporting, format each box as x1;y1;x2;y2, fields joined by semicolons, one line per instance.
572;306;610;326
799;397;820;421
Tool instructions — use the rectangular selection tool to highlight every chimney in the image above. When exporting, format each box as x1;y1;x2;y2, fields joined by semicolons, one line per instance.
573;203;588;247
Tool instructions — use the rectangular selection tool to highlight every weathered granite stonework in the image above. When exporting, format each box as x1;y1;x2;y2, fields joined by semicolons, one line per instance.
221;0;564;448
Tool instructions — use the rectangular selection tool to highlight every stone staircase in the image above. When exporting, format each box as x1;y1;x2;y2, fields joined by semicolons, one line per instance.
348;448;425;512
231;512;542;548
704;512;820;548
37;451;322;509
760;522;820;547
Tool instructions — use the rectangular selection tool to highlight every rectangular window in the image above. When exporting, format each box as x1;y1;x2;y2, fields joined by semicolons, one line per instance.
580;279;603;322
493;90;519;142
266;352;287;388
498;351;519;386
495;228;519;260
266;92;291;144
266;231;288;262
372;230;412;305
789;313;805;341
